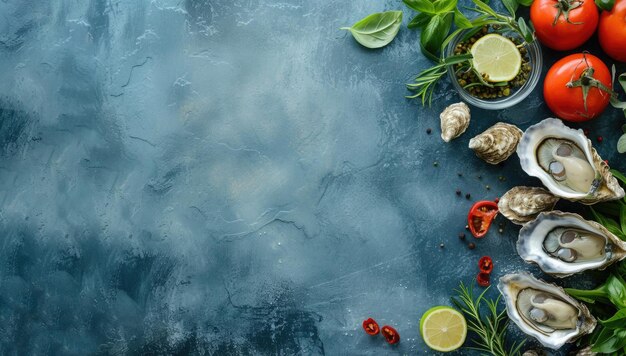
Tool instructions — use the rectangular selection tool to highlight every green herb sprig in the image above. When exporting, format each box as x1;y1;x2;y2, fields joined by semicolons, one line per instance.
610;71;626;153
404;0;535;105
452;282;526;356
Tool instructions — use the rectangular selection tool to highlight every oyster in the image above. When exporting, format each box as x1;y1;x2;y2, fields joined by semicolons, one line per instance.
498;272;596;350
440;102;470;142
499;186;559;225
469;122;522;164
517;211;626;277
517;118;624;204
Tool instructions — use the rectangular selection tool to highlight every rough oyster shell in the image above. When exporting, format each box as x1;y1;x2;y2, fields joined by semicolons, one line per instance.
517;118;625;204
440;102;470;142
498;272;596;350
498;186;559;225
517;211;626;277
469;122;522;164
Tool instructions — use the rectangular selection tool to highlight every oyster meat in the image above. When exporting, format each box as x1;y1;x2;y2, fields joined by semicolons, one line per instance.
469;122;522;164
517;118;624;204
498;272;596;350
517;211;626;277
440;102;470;142
498;186;559;225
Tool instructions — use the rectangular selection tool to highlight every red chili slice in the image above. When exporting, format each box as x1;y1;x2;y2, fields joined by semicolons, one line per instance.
476;272;491;287
381;325;400;344
362;318;380;335
478;256;494;274
468;201;499;238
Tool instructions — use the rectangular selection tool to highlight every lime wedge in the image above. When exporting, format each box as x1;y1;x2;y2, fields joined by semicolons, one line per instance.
470;34;522;82
420;306;467;352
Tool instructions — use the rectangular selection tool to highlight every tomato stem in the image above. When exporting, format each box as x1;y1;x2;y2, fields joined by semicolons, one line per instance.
553;0;584;25
567;64;616;113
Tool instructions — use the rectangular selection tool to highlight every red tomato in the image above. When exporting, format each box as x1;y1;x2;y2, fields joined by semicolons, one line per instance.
544;53;613;122
530;0;598;50
362;318;380;335
468;201;499;238
478;256;494;274
381;325;400;344
476;272;491;287
598;0;626;62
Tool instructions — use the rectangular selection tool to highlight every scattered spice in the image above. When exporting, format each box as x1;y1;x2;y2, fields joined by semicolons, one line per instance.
362;318;380;335
465;225;470;230
458;232;466;240
498;228;504;233
456;189;462;196
597;136;603;142
468;242;476;249
457;172;463;177
381;325;400;344
485;185;490;190
584;128;590;135
426;128;432;134
440;243;445;248
433;161;439;167
465;193;471;200
477;175;482;180
498;176;506;181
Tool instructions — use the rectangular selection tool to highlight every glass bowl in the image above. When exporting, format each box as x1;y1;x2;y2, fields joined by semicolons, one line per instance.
444;29;542;110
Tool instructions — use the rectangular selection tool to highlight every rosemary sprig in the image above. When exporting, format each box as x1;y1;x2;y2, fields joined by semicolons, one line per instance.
451;282;526;356
406;53;472;105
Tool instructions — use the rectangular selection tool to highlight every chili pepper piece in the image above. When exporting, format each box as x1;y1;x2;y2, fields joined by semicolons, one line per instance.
468;200;499;238
476;272;491;287
478;256;494;274
381;325;400;344
362;318;380;335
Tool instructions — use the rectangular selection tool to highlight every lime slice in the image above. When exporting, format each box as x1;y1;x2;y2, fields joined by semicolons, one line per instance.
420;306;467;352
470;34;522;82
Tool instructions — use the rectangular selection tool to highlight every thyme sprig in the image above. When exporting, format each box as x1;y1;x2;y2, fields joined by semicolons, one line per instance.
451;282;526;356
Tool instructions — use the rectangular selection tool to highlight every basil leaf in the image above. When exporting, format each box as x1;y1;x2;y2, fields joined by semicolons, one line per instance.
404;0;436;13
408;13;433;29
594;327;616;349
502;0;519;16
606;275;626;309
421;13;453;57
454;8;473;28
611;169;626;185
595;0;616;11
517;0;534;6
621;204;626;235
341;11;403;49
435;0;458;13
593;329;626;353
600;309;626;329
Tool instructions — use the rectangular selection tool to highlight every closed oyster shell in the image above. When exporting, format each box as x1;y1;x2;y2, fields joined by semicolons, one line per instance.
469;122;522;164
517;118;625;204
498;186;559;225
517;211;626;277
498;272;596;350
440;102;470;142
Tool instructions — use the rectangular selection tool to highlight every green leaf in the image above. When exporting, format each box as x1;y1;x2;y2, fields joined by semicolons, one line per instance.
592;329;626;353
471;0;499;16
443;53;473;65
453;8;473;28
517;17;534;43
618;134;626;154
420;12;453;57
606;275;626;309
408;13;433;29
517;0;534;6
617;73;626;93
341;11;403;49
621;204;626;235
502;0;519;16
435;0;458;13
600;309;626;329
611;169;626;186
595;0;616;11
404;0;436;13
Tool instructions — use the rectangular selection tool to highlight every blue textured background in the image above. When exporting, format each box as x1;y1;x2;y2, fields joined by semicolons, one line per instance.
0;0;625;355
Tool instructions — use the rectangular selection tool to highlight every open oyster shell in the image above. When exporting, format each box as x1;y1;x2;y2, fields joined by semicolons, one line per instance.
517;118;624;204
517;211;626;277
499;186;559;225
469;122;522;164
498;272;596;350
440;102;470;142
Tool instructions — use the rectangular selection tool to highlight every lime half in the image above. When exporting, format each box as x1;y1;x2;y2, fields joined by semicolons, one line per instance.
470;34;522;82
420;306;467;352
